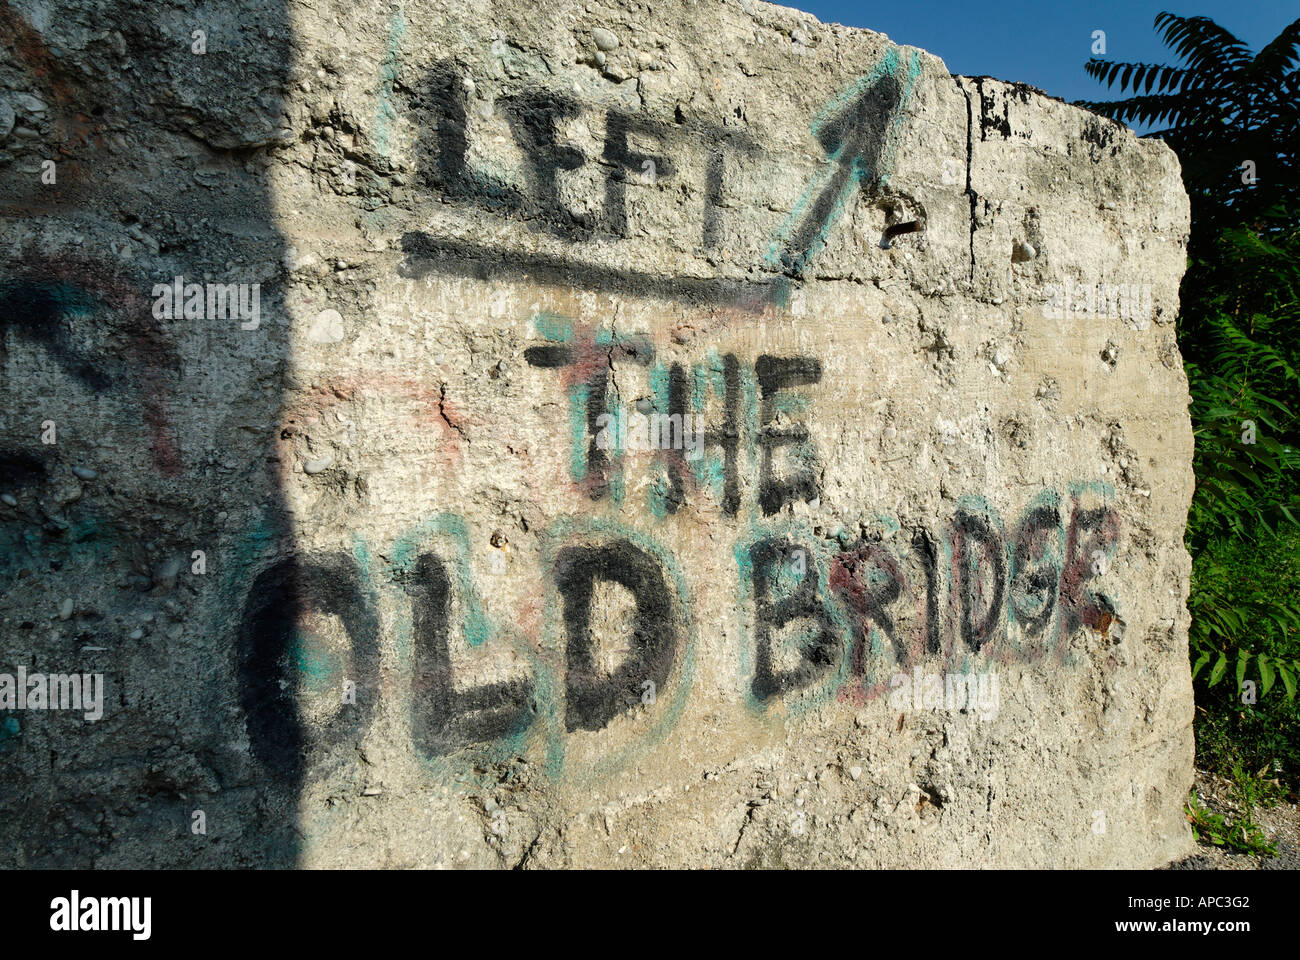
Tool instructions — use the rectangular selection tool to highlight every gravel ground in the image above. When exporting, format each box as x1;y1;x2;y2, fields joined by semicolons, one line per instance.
1168;770;1300;870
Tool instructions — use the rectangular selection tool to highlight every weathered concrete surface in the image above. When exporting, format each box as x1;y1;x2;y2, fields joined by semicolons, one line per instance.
0;0;1194;867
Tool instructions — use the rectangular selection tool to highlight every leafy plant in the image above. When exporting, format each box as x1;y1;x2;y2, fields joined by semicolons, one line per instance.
1191;635;1299;703
1188;530;1300;781
1080;14;1300;237
1185;789;1276;856
1082;13;1300;798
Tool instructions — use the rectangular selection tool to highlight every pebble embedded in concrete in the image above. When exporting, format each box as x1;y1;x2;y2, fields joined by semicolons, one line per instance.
303;453;334;474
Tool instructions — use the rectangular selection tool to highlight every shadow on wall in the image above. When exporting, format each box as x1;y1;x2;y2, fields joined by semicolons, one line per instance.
0;0;301;866
0;4;1129;867
0;1;933;867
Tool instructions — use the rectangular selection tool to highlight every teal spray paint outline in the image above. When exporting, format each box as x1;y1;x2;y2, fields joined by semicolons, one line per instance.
373;9;406;162
763;47;923;287
733;518;854;719
536;516;697;779
1001;487;1066;666
386;511;542;777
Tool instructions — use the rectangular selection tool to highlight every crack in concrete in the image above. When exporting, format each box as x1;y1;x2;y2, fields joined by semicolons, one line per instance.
511;830;544;869
961;78;979;286
438;382;467;440
730;800;762;859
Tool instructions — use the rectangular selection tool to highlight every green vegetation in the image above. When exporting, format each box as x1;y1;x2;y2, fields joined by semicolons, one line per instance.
1186;786;1276;856
1080;13;1300;845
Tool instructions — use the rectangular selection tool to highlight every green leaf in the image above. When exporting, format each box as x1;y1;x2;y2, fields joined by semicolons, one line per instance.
1258;653;1275;696
1277;662;1297;701
1192;651;1211;679
1208;652;1229;687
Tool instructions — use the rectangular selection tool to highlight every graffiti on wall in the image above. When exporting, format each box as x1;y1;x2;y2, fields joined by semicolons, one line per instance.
234;299;1122;774
232;487;1119;774
395;43;926;308
522;312;822;516
1;8;1128;797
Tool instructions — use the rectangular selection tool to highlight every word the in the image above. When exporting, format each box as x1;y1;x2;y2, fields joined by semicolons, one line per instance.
528;332;821;515
0;667;103;721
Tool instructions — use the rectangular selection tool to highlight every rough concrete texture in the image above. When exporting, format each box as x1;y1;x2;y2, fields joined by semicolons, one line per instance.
0;0;1194;868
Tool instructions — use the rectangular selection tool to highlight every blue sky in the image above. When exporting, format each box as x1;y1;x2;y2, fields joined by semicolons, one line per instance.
788;1;1298;111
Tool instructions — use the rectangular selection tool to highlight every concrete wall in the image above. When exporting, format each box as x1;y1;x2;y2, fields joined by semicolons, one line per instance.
0;0;1194;867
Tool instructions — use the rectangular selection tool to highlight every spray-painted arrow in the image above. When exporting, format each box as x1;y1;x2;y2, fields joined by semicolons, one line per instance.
767;47;922;279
